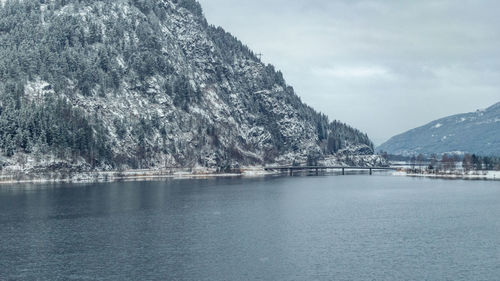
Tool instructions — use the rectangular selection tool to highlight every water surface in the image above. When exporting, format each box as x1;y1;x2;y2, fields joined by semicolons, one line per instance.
1;175;499;280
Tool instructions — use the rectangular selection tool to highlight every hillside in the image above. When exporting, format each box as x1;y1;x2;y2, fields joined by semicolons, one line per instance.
0;0;377;173
378;102;500;156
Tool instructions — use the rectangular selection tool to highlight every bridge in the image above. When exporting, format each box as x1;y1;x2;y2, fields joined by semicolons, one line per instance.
264;166;397;176
389;163;429;167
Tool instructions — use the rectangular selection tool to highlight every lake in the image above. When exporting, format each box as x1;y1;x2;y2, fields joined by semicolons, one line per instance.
1;174;499;280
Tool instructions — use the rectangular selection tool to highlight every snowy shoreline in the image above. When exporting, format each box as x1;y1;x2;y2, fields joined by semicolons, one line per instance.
393;170;500;181
2;167;499;186
0;167;277;186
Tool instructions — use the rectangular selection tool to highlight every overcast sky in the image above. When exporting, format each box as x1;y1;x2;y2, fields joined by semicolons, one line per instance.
198;0;500;145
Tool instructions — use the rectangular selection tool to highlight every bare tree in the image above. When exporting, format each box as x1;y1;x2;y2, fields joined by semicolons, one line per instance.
416;154;425;171
462;154;473;172
441;154;456;171
429;154;438;172
441;154;450;171
410;155;416;170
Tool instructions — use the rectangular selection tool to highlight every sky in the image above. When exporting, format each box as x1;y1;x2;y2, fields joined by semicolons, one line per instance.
197;0;500;145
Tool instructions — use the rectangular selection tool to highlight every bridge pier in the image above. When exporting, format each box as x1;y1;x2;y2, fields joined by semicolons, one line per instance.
315;168;319;176
342;168;345;175
369;168;372;175
289;169;293;176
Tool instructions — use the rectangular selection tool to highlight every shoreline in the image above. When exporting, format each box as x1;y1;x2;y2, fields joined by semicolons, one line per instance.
2;168;499;186
393;170;500;181
0;167;277;186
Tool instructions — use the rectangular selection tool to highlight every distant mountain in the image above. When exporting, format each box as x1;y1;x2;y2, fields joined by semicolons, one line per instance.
378;102;500;156
0;0;377;172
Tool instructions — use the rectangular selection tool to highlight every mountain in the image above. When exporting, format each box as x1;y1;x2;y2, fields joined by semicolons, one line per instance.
378;102;500;156
0;0;378;173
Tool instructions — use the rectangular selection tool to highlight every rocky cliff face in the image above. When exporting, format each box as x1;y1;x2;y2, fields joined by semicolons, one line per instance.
0;0;378;173
378;102;500;156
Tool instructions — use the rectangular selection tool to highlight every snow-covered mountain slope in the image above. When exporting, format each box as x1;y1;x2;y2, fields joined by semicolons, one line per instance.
0;0;378;172
378;102;500;156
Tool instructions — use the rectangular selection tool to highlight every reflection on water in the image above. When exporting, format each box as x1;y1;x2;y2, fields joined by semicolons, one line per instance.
1;175;499;280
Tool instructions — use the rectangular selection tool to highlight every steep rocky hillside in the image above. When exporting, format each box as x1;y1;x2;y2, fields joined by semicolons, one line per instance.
378;102;500;156
0;0;376;172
